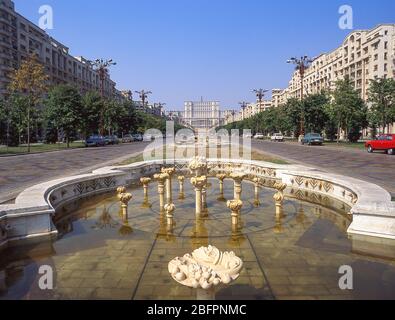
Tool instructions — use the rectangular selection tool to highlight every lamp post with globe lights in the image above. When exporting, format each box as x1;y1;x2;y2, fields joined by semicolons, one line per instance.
239;101;249;121
135;90;152;109
253;89;269;112
91;58;117;135
287;56;313;140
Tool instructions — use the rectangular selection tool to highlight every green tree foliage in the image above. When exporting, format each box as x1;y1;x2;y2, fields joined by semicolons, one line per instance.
368;78;395;134
81;91;104;137
218;93;331;138
303;93;330;134
331;78;367;142
8;54;49;152
45;85;83;147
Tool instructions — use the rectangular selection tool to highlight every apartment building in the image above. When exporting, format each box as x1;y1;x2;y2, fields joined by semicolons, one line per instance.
0;0;116;98
284;24;395;102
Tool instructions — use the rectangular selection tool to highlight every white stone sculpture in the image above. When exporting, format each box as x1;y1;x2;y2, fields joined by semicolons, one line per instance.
168;245;243;300
188;156;208;177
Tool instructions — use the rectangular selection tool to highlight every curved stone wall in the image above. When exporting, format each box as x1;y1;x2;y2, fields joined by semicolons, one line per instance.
0;158;394;249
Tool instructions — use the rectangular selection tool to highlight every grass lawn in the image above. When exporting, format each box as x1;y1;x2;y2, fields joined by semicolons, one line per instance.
324;141;366;150
0;142;86;156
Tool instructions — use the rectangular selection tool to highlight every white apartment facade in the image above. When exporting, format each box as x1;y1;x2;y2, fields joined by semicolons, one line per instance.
0;0;116;98
285;24;395;101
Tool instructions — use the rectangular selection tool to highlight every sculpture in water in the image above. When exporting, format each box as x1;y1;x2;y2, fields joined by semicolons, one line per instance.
168;245;243;300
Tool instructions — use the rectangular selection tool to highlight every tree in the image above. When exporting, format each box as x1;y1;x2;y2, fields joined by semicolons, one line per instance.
81;91;104;137
303;93;330;134
368;78;395;135
9;94;30;146
282;98;303;137
331;78;367;142
45;85;83;148
103;99;128;136
8;54;48;152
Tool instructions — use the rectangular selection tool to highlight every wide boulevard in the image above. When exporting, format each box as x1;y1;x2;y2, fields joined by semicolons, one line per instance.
252;140;395;198
0;142;150;203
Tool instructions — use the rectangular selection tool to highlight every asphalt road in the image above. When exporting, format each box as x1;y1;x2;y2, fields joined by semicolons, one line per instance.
252;140;395;198
1;140;394;204
0;142;150;203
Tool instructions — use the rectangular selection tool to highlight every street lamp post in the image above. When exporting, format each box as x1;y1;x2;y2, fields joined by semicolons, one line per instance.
239;102;249;121
156;103;166;116
253;89;269;112
91;58;117;135
135;90;152;110
287;56;313;140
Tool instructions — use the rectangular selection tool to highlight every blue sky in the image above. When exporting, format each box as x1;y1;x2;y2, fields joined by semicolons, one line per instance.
13;0;395;110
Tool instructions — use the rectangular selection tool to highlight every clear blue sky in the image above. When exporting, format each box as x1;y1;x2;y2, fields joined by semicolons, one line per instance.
13;0;395;110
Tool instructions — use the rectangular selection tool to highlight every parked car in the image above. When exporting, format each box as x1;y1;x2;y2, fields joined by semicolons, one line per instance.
132;134;143;142
105;135;119;145
365;134;395;155
301;133;324;146
122;134;134;143
271;133;284;142
85;135;106;147
254;133;265;140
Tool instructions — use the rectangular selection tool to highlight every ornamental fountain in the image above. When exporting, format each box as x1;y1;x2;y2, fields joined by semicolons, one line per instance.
154;173;169;214
164;203;176;233
140;177;152;208
230;173;246;201
2;153;395;300
273;182;287;218
227;199;243;227
216;173;227;202
191;176;207;218
117;187;133;218
161;167;176;204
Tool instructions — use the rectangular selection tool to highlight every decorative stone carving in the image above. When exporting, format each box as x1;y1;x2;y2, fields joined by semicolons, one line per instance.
216;174;227;202
164;203;176;227
191;176;207;217
227;199;243;226
188;156;208;177
118;192;133;218
230;173;246;201
154;173;169;213
168;245;243;300
162;167;176;204
178;176;185;200
273;182;287;218
140;177;152;208
117;186;127;195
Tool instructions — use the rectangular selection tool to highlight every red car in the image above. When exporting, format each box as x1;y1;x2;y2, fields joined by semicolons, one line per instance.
365;134;395;155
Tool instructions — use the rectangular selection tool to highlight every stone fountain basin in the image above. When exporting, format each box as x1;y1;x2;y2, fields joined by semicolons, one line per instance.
0;158;394;250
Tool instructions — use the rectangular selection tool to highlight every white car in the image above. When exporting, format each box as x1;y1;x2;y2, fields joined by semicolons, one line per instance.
254;133;265;139
271;133;284;142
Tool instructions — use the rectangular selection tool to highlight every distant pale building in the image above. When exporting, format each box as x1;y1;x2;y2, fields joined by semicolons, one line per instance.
182;100;223;130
